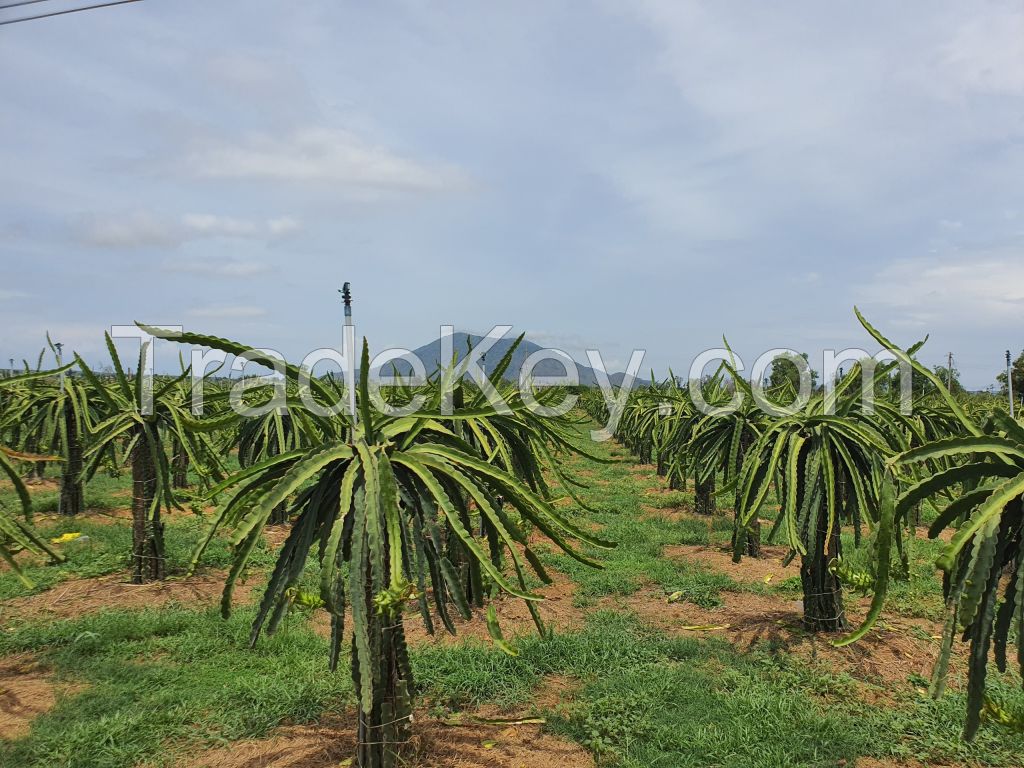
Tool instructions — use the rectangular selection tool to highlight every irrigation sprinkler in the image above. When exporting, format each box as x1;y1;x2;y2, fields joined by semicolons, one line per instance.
54;342;64;387
340;283;357;426
1008;350;1015;419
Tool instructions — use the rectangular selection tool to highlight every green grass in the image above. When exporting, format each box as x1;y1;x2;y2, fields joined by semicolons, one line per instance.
5;605;1023;768
0;513;277;601
1;453;271;600
545;615;1024;767
763;532;947;622
852;532;947;622
643;489;692;509
0;470;130;516
546;531;740;608
0;605;351;768
0;519;130;600
541;432;750;608
418;611;1024;767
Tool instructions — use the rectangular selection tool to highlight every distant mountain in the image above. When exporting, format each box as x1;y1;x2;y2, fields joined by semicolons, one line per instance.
377;331;647;388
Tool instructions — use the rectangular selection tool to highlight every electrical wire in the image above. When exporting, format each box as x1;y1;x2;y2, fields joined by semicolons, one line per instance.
0;0;141;26
0;0;57;11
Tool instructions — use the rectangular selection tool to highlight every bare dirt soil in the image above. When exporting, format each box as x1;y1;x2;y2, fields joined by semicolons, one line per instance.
608;586;956;694
0;653;81;740
0;570;258;622
664;543;799;584
176;707;593;768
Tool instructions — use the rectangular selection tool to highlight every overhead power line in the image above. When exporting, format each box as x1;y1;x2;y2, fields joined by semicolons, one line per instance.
0;0;142;26
0;1;58;11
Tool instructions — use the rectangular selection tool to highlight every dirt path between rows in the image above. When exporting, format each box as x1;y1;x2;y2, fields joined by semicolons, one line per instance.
0;569;258;623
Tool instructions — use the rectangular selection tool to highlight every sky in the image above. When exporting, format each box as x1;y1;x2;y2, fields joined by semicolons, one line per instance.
1;1;1023;388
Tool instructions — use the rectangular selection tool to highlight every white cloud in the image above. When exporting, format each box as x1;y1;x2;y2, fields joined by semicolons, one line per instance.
857;251;1024;327
186;305;268;319
180;214;260;238
1;321;110;362
937;4;1024;96
77;213;301;249
79;212;178;248
162;259;272;278
181;127;468;197
267;216;301;236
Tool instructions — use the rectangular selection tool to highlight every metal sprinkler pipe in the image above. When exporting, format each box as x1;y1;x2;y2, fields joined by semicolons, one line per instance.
55;342;64;387
340;283;357;426
1008;350;1015;419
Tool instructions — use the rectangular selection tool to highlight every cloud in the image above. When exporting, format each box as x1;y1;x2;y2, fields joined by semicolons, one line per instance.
180;127;468;197
601;157;748;240
937;4;1024;96
205;52;309;99
179;214;261;238
186;305;269;319
162;259;272;278
79;212;178;248
1;321;111;362
77;213;302;249
5;1;1024;388
267;216;301;236
857;251;1024;327
0;289;31;301
605;1;1024;232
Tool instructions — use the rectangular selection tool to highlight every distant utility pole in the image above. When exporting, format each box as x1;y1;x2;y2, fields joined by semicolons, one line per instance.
6;358;11;378
1008;350;1015;418
947;352;954;392
340;283;357;426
